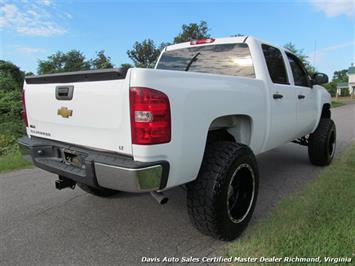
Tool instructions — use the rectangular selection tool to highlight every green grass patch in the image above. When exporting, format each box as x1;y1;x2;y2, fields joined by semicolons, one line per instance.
0;149;32;173
227;144;355;263
331;101;345;108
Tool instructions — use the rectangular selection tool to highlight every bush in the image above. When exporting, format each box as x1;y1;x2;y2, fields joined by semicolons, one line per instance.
0;133;17;156
323;82;336;97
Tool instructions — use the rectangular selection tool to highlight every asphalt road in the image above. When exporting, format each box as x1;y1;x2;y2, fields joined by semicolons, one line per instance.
1;103;354;266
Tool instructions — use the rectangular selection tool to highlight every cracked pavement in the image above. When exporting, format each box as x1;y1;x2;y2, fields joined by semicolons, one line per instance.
1;102;354;265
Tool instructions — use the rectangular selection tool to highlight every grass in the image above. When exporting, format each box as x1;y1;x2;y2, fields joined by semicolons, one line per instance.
227;144;355;264
0;149;33;173
331;96;355;102
331;101;345;108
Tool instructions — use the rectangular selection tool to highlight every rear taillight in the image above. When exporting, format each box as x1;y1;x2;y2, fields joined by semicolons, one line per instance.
21;90;28;127
129;87;171;145
190;38;215;45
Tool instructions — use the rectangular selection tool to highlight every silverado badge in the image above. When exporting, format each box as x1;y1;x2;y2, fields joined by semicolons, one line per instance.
57;107;73;118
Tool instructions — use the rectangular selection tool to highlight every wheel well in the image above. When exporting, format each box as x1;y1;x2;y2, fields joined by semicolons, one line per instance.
321;103;331;119
207;115;252;145
207;129;235;143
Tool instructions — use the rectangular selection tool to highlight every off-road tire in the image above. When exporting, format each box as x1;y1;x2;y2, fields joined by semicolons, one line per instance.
186;141;259;241
308;118;336;166
77;183;119;197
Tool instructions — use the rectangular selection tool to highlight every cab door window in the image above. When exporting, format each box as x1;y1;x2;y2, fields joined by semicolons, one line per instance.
262;44;289;84
286;52;311;87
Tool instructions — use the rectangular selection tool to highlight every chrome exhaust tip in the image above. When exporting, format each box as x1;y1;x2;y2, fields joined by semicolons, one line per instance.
150;191;168;205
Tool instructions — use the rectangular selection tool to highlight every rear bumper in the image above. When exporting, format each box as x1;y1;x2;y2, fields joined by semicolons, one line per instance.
18;136;169;192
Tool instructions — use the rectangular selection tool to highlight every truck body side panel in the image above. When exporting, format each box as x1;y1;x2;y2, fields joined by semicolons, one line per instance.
129;68;268;188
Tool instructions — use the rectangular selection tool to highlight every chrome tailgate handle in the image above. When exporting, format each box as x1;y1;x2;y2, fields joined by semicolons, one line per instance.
56;86;74;100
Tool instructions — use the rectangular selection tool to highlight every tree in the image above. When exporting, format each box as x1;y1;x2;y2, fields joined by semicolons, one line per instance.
91;50;114;69
284;42;316;75
159;42;171;52
323;81;337;97
127;39;161;68
0;61;25;142
0;60;24;90
173;21;210;44
120;63;133;72
38;50;91;74
332;69;348;82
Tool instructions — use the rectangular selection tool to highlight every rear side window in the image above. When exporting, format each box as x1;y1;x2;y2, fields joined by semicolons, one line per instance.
156;43;255;78
286;52;311;87
262;44;289;84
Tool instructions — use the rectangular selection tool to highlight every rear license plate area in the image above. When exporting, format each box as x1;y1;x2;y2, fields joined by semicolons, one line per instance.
62;149;83;168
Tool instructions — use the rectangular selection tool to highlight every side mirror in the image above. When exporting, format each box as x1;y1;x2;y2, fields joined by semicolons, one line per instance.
312;72;328;85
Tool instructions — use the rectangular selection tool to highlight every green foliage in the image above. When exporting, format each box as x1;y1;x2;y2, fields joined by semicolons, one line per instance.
340;88;350;97
120;63;133;73
323;69;349;97
0;61;26;158
323;81;337;97
0;76;20;92
126;21;211;68
91;50;114;69
332;69;348;82
127;39;161;68
0;134;17;156
25;72;34;76
173;21;210;44
284;42;316;75
38;50;91;74
159;42;171;51
0;147;32;173
331;101;345;108
0;60;24;89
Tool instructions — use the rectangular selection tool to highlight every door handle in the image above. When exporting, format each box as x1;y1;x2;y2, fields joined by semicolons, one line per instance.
298;95;305;99
273;93;283;99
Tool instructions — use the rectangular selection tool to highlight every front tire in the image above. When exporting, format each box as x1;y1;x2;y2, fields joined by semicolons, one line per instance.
77;183;119;197
308;118;336;166
187;141;259;241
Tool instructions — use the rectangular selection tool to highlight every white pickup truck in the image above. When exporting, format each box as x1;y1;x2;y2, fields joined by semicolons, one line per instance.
19;36;336;241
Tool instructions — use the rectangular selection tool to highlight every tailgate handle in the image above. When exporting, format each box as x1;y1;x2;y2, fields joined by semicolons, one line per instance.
56;86;74;100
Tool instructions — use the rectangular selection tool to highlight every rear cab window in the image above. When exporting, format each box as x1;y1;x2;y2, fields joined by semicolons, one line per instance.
262;44;289;85
156;43;255;78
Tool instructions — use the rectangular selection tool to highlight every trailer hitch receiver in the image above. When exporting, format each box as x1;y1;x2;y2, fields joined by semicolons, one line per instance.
55;176;76;190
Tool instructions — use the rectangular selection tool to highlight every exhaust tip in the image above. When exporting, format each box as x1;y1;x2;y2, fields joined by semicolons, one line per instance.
151;191;168;205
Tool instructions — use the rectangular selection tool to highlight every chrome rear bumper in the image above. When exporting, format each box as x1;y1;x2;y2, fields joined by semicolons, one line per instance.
95;163;163;192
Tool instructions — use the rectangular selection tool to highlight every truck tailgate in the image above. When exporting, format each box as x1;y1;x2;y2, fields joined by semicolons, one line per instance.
24;69;132;155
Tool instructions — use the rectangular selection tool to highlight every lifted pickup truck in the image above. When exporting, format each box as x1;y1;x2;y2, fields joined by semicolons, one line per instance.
19;36;336;241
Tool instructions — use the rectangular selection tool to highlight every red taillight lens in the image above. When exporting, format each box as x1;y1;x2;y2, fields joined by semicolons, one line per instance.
129;87;171;145
190;38;215;45
21;90;28;127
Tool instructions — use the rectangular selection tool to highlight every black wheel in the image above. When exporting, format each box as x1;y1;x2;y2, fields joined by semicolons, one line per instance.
77;183;119;197
187;141;259;241
308;118;336;166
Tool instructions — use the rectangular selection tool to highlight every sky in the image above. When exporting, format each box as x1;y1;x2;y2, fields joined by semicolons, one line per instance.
0;0;354;78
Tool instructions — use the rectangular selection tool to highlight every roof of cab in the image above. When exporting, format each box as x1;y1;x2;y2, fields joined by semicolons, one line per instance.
165;36;250;51
163;35;288;55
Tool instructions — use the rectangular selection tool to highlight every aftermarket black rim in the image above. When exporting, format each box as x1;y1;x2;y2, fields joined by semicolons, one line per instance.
227;163;255;224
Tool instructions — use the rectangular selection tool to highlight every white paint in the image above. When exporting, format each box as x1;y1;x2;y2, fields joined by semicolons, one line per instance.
24;36;331;190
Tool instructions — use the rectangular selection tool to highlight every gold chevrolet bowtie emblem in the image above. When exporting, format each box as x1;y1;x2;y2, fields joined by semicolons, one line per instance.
57;107;73;118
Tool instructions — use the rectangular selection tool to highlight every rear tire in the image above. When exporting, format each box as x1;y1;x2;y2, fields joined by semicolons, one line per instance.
187;141;259;241
308;118;336;166
77;183;119;197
